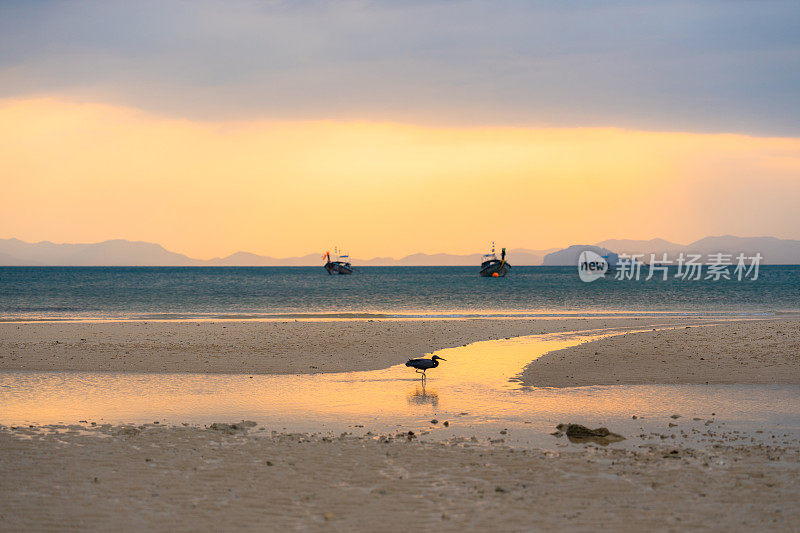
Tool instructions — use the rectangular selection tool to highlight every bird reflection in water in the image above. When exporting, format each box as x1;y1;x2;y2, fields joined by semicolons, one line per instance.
406;381;439;408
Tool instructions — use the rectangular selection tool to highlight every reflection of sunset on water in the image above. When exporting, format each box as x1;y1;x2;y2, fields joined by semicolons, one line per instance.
0;330;605;424
407;383;439;408
2;328;799;450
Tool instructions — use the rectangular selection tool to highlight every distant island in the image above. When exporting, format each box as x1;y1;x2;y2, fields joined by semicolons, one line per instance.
1;236;800;266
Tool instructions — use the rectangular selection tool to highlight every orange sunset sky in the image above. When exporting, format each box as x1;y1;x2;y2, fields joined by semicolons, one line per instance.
2;1;799;259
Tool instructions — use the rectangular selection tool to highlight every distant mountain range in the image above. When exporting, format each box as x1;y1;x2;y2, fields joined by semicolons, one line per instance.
542;236;800;265
0;238;556;266
541;245;619;267
1;236;799;266
0;239;201;266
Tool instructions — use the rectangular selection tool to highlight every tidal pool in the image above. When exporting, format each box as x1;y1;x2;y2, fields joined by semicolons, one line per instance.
2;327;799;449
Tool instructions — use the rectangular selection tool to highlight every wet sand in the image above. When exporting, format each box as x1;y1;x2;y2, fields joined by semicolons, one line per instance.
1;423;797;531
2;317;799;530
522;319;800;387
0;316;709;374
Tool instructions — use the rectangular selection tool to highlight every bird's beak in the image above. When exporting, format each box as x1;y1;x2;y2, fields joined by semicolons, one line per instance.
438;357;446;361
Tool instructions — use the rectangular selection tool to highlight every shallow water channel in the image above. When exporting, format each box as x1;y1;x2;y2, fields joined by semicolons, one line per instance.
2;327;799;449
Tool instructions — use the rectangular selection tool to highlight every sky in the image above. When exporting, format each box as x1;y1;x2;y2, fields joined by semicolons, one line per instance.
1;1;800;259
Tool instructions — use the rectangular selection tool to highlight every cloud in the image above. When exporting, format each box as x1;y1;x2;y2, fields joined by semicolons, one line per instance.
1;1;799;134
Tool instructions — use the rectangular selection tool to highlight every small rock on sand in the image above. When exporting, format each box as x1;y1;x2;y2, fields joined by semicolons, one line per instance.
555;423;625;445
209;420;258;433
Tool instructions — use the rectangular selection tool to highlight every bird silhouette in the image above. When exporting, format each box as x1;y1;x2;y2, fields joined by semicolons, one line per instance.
405;355;446;380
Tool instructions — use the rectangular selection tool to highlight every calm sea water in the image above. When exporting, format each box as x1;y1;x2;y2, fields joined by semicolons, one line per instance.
0;266;798;321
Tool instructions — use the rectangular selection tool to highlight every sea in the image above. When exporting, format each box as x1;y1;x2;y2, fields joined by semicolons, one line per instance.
1;265;798;321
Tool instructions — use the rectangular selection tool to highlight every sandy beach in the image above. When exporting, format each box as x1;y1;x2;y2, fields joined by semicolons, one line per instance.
0;316;725;374
2;422;798;531
2;318;799;385
2;317;799;531
522;319;800;387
